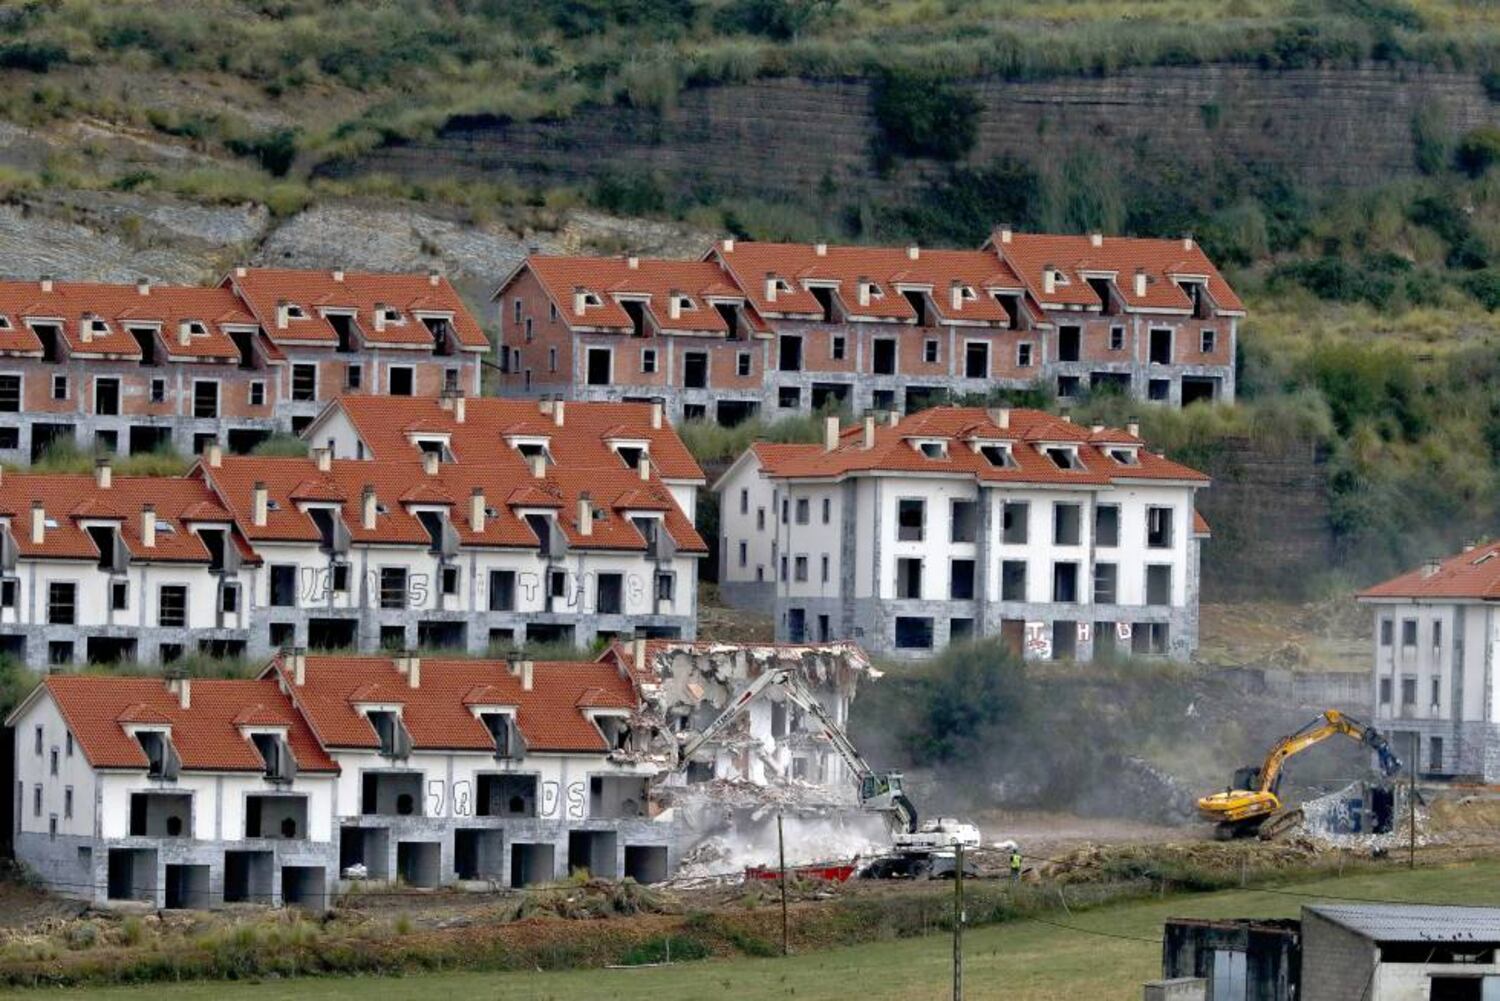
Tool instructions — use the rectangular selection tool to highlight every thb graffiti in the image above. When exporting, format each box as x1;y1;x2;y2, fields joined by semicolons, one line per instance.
299;565;654;612
424;778;584;819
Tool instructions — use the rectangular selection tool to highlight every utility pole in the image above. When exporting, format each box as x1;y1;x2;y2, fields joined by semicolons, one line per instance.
1409;731;1418;870
779;813;790;956
953;842;965;1001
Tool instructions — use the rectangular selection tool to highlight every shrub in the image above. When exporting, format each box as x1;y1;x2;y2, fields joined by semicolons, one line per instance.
713;0;838;41
1456;126;1500;178
225;128;299;177
1464;268;1500;310
616;934;709;965
871;68;980;163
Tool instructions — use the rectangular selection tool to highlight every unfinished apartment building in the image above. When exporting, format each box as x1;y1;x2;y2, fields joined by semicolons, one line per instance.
191;395;706;657
8;649;677;906
715;406;1211;660
0;458;256;670
1358;543;1500;781
492;230;1241;424
0;268;489;464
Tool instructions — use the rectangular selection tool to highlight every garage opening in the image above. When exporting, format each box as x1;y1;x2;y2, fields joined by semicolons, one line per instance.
810;382;850;411
417;620;465;650
223;850;273;904
903;386;945;413
477;774;538;817
30;423;75;463
1181;376;1219;406
308;617;357;651
281;865;327;908
129;425;172;456
510;843;556;887
1090;372;1131;395
454;829;504;881
1051;620;1077;660
86;637;137;665
526;622;575;647
227;428;270;455
396;841;442;888
624;845;669;884
339;826;390;880
164;863;211;909
567;830;618;879
715;400;759;426
106;847;156;902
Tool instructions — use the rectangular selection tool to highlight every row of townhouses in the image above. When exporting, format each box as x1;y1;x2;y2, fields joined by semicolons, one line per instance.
0;267;489;463
7;640;872;907
0;397;706;669
495;229;1243;421
715;406;1211;661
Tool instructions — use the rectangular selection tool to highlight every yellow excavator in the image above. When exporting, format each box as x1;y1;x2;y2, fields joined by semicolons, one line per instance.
1198;709;1402;839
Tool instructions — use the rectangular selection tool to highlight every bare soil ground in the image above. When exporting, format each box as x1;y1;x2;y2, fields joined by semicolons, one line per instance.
1197;598;1367;672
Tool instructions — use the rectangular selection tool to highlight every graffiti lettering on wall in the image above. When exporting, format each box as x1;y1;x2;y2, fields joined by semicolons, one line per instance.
301;566;653;611
1023;621;1051;660
422;778;585;819
541;780;587;820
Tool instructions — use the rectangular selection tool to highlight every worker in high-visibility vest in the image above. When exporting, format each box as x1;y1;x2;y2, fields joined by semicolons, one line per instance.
1009;850;1023;882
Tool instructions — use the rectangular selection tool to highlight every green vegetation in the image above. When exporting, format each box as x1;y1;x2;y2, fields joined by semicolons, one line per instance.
9;441;189;477
4;861;1497;1000
676;411;834;464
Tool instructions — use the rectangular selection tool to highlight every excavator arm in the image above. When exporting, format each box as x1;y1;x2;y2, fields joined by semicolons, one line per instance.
1257;710;1401;796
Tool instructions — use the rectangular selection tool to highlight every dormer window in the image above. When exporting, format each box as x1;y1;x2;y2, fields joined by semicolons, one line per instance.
957;285;977;302
365;709;411;759
285;304;306;319
479;711;521;759
611;440;649;469
250;732;296;782
90;318;109;333
415;438;454;461
135;730;179;780
1474;552;1496;566
913;439;948;460
864;282;885;300
672;295;696;312
1050;270;1070;287
1044;446;1081;471
184;321;206;337
978;443;1014;468
514;441;553;465
1105;446;1139;466
0;314;10;329
381;307;404;324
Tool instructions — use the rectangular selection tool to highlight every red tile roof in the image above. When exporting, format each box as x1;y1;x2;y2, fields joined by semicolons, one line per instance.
36;675;337;773
226;267;489;351
266;654;636;753
712;242;1022;325
991;232;1245;316
1358;543;1500;601
741;407;1208;486
0;472;255;563
518;256;769;337
0;279;251;361
198;452;706;554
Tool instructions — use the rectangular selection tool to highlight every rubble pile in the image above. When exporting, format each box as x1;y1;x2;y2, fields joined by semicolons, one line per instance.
1294;782;1425;851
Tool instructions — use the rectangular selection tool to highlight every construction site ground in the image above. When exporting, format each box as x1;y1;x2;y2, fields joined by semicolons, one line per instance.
6;858;1500;1001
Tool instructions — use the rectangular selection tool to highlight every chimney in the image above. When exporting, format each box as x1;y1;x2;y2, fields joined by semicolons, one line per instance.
578;492;593;536
332;267;344;283
30;500;43;545
288;646;306;687
168;676;191;711
572;286;588;316
1061;412;1072;423
1126;416;1141;438
39;275;52;293
632;635;646;674
862;415;876;450
950;279;964;312
470;487;487;534
531;453;546;479
252;481;268;527
988;406;1011;430
814;242;827;257
764;272;778;303
998;224;1013;245
79;315;93;344
1043;266;1056;296
1134;268;1147;299
907;244;920;261
857;276;870;308
136;277;150;296
234;265;247;279
722;238;735;253
638;453;652;482
94;456;112;490
1091;422;1105;433
553;399;565;427
275;299;289;330
177;321;192;347
454;394;466;424
1183;232;1195;251
1423;557;1442;579
141;504;156;549
314;446;332;472
539;396;554;416
824;415;840;452
397;649;421;687
627;255;639;270
1090;232;1103;248
888;409;900;428
422;450;440;476
438;392;454;412
428;267;441;287
650;400;663;430
1464;541;1477;553
667;290;682;321
362;485;377;530
521;660;533;692
372;302;387;334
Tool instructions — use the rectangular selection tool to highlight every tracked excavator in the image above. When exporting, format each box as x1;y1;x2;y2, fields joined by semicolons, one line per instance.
1197;709;1402;840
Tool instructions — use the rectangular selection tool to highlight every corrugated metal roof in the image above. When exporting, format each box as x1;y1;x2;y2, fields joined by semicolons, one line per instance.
1307;904;1500;942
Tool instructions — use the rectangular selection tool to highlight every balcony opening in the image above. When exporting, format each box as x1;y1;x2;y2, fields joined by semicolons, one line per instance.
477;773;538;817
622;300;646;337
897;498;925;541
129;327;157;366
1149;328;1172;365
270;564;297;607
510;843;556;887
567;830;619;879
338;827;390;880
716;399;759;425
683;352;708;388
896;558;923;599
1146;565;1173;605
1086;277;1117;314
590;775;649;820
360;771;421;816
223;850;273;904
872;339;897;375
586;348;612;385
810;286;835;322
597;572;624;615
901;290;928;326
778;335;802;372
950;559;975;600
1058;326;1081;362
1052;563;1079;603
1001;560;1027;601
454;828;504;881
714;302;741;340
329;314;356;353
129;791;191;837
894;616;934;650
624;845;669;884
86;636;137;665
811;382;850;411
423;316;455;357
397;841;442;888
964;342;989;378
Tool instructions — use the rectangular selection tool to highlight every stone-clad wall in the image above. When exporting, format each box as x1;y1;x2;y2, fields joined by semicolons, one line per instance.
341;64;1499;201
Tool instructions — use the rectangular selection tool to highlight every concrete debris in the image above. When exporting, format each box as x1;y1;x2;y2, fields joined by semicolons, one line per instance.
1293;782;1424;851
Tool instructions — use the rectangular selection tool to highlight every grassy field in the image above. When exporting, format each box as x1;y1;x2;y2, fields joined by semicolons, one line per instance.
6;861;1495;1001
